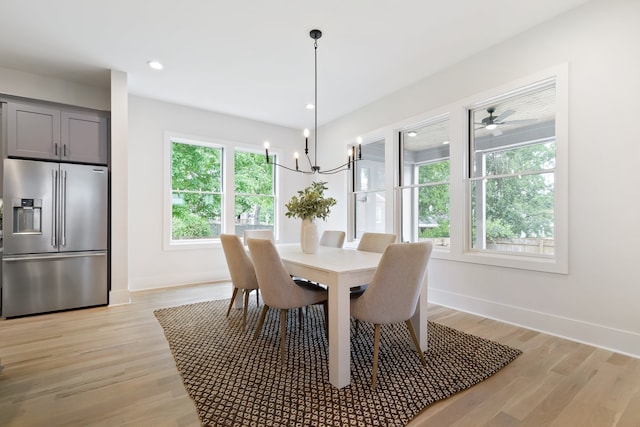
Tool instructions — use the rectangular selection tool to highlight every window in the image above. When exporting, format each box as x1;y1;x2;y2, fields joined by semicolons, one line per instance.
170;138;222;241
234;150;276;237
353;139;385;239
165;132;281;249
469;80;556;256
399;117;450;248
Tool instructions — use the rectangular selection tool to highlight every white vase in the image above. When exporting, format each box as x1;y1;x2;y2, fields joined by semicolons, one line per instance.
300;218;319;254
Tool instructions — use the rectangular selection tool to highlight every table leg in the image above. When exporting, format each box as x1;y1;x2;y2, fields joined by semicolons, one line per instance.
328;282;351;388
410;275;428;350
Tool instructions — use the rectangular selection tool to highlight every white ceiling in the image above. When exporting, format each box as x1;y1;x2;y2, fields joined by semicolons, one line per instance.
0;0;589;130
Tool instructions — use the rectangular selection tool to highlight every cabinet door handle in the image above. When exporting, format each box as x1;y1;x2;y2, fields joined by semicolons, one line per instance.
63;144;67;157
55;143;59;156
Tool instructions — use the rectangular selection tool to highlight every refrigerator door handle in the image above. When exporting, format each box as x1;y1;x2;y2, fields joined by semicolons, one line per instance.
52;168;58;247
3;252;107;262
61;169;67;247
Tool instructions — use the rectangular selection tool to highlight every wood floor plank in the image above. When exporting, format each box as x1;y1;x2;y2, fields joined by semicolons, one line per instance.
1;282;638;426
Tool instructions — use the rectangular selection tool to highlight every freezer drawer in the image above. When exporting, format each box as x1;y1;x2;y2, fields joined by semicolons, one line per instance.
2;252;107;318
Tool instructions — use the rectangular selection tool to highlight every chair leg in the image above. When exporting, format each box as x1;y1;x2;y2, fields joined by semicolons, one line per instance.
298;307;303;330
227;287;239;317
372;324;381;390
405;320;427;367
254;305;269;340
242;289;250;332
354;319;360;338
280;309;287;364
256;289;260;307
322;301;329;339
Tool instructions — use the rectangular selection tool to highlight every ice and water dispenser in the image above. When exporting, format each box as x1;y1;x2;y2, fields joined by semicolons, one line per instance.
12;198;42;234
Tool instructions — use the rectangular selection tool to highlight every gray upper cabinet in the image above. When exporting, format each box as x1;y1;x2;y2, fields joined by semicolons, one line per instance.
6;102;108;165
61;111;108;164
7;103;61;161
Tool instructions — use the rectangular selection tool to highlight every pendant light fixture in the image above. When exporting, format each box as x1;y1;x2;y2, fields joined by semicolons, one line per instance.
264;29;362;174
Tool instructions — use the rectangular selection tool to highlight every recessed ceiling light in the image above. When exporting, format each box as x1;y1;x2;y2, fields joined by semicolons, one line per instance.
443;140;450;145
407;131;417;137
306;103;315;110
147;60;163;70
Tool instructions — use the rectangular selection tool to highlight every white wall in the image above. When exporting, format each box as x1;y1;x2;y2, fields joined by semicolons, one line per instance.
320;0;640;357
127;96;311;290
109;70;130;305
0;66;109;111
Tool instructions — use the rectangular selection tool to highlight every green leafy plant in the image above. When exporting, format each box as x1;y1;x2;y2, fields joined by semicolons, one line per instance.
285;181;337;221
172;213;211;239
485;218;514;243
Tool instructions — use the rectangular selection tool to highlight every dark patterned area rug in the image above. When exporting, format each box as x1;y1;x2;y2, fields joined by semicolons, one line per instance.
154;299;522;426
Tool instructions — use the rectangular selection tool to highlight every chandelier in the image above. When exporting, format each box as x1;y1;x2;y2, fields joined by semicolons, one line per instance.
264;29;362;174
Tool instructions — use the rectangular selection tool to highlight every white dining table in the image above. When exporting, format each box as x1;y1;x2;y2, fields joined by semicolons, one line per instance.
277;243;429;389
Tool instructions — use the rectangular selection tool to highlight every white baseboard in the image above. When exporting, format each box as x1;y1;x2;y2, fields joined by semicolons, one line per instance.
129;272;230;292
429;288;640;359
108;288;131;306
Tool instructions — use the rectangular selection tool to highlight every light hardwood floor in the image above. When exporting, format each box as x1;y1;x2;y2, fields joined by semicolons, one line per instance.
0;282;638;427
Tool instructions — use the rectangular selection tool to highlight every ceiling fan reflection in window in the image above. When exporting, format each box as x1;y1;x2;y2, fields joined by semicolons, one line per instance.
475;106;536;136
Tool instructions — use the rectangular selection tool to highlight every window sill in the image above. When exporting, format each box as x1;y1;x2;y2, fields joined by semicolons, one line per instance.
163;239;221;251
431;248;567;274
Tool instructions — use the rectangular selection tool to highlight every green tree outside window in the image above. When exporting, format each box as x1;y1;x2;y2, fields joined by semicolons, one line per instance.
171;141;222;240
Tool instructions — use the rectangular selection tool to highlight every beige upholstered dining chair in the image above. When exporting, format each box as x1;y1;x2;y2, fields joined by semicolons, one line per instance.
243;229;275;246
220;234;260;332
351;232;397;297
247;238;328;364
350;241;433;389
319;230;346;248
356;232;396;253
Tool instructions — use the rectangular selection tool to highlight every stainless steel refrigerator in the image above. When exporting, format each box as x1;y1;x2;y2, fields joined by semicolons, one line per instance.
2;158;108;317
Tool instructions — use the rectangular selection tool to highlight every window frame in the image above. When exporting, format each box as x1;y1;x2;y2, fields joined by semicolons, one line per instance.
398;114;451;249
163;131;281;251
458;65;568;273
384;64;568;273
233;147;278;238
351;137;388;240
